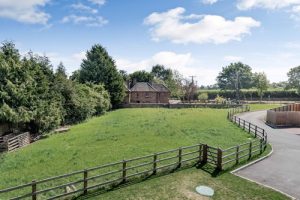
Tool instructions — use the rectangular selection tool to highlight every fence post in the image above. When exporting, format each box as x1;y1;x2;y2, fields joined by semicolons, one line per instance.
248;123;251;133
236;145;239;164
202;144;208;164
217;148;222;171
83;169;88;195
32;180;37;200
260;139;263;154
178;147;182;168
153;153;157;175
122;160;127;183
238;118;241;127
243;120;245;130
198;144;202;163
254;126;257;138
249;141;252;159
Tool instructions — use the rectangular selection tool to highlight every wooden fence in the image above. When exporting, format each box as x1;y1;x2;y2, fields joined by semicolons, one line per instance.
267;103;300;127
7;132;31;152
0;105;268;200
0;136;6;152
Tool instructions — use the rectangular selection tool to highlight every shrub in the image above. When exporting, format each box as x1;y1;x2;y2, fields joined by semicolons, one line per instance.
198;93;208;103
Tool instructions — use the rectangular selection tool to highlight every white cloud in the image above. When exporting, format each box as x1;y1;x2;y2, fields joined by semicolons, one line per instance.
61;14;108;27
237;0;300;21
89;0;106;6
0;0;50;24
116;51;194;73
202;0;218;5
224;56;244;62
237;0;300;10
115;51;219;85
144;7;260;44
71;3;98;14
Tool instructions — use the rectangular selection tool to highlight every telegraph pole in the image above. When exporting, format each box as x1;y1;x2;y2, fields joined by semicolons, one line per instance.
235;71;240;103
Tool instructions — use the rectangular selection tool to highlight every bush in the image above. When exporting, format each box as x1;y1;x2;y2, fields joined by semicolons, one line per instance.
215;95;226;104
198;93;208;103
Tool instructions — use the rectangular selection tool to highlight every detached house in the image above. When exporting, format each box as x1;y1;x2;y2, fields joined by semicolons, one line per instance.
124;82;170;104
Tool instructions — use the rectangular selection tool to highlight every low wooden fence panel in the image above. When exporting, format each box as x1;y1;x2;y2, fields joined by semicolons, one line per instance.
7;132;31;152
0;105;268;199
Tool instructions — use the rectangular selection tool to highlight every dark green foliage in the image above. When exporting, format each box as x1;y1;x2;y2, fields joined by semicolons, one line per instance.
151;65;172;81
287;66;300;93
199;89;300;100
129;70;154;84
0;42;111;134
217;62;254;90
53;63;111;125
78;44;125;107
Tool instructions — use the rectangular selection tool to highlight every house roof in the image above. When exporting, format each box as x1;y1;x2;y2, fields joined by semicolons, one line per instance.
151;83;170;92
130;82;170;92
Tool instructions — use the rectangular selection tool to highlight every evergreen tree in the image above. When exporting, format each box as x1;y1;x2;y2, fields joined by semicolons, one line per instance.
79;45;124;107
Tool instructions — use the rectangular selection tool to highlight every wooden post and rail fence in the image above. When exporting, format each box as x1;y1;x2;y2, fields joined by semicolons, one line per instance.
0;105;268;199
0;132;31;153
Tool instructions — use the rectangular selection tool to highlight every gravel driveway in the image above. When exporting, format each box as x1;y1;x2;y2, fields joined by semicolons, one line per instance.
233;110;300;199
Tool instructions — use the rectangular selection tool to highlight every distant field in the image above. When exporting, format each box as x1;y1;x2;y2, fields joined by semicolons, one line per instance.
0;107;287;199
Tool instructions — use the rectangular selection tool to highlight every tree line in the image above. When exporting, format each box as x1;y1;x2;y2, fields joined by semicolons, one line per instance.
213;62;300;101
1;41;299;134
0;42;120;134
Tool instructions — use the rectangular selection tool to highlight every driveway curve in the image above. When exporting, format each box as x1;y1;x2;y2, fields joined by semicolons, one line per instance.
234;110;300;199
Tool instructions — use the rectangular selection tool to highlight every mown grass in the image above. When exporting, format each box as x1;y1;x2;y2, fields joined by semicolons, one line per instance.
94;165;288;200
0;107;288;199
249;104;281;111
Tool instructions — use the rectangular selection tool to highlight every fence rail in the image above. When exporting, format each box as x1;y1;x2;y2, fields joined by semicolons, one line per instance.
7;132;31;152
271;103;300;112
0;105;268;200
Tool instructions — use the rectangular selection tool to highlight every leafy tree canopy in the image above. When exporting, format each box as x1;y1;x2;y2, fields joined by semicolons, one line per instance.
78;44;125;107
287;66;300;93
129;70;154;84
217;62;254;91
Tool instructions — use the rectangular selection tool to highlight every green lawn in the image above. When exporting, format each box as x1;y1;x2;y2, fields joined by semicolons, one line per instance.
249;104;281;111
0;108;288;199
94;167;287;200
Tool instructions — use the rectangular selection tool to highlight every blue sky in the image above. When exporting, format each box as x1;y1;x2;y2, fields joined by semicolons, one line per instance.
1;0;300;85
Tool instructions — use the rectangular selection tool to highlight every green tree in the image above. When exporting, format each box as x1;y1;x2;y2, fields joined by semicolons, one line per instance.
217;62;253;100
119;70;129;82
79;44;124;107
56;62;67;78
253;72;269;102
287;66;300;93
129;70;154;83
151;65;172;81
70;70;80;82
0;42;33;129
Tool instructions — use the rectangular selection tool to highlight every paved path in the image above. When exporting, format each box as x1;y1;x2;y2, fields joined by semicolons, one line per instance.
234;110;300;199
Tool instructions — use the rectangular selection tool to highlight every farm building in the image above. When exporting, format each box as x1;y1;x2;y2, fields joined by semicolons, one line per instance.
124;82;170;104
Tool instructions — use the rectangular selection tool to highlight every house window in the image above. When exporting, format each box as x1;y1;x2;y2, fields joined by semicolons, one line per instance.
145;92;150;98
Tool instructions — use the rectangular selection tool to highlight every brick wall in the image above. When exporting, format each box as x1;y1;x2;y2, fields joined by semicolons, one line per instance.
130;92;158;103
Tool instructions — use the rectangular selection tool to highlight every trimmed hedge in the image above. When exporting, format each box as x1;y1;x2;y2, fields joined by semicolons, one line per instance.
199;89;300;100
